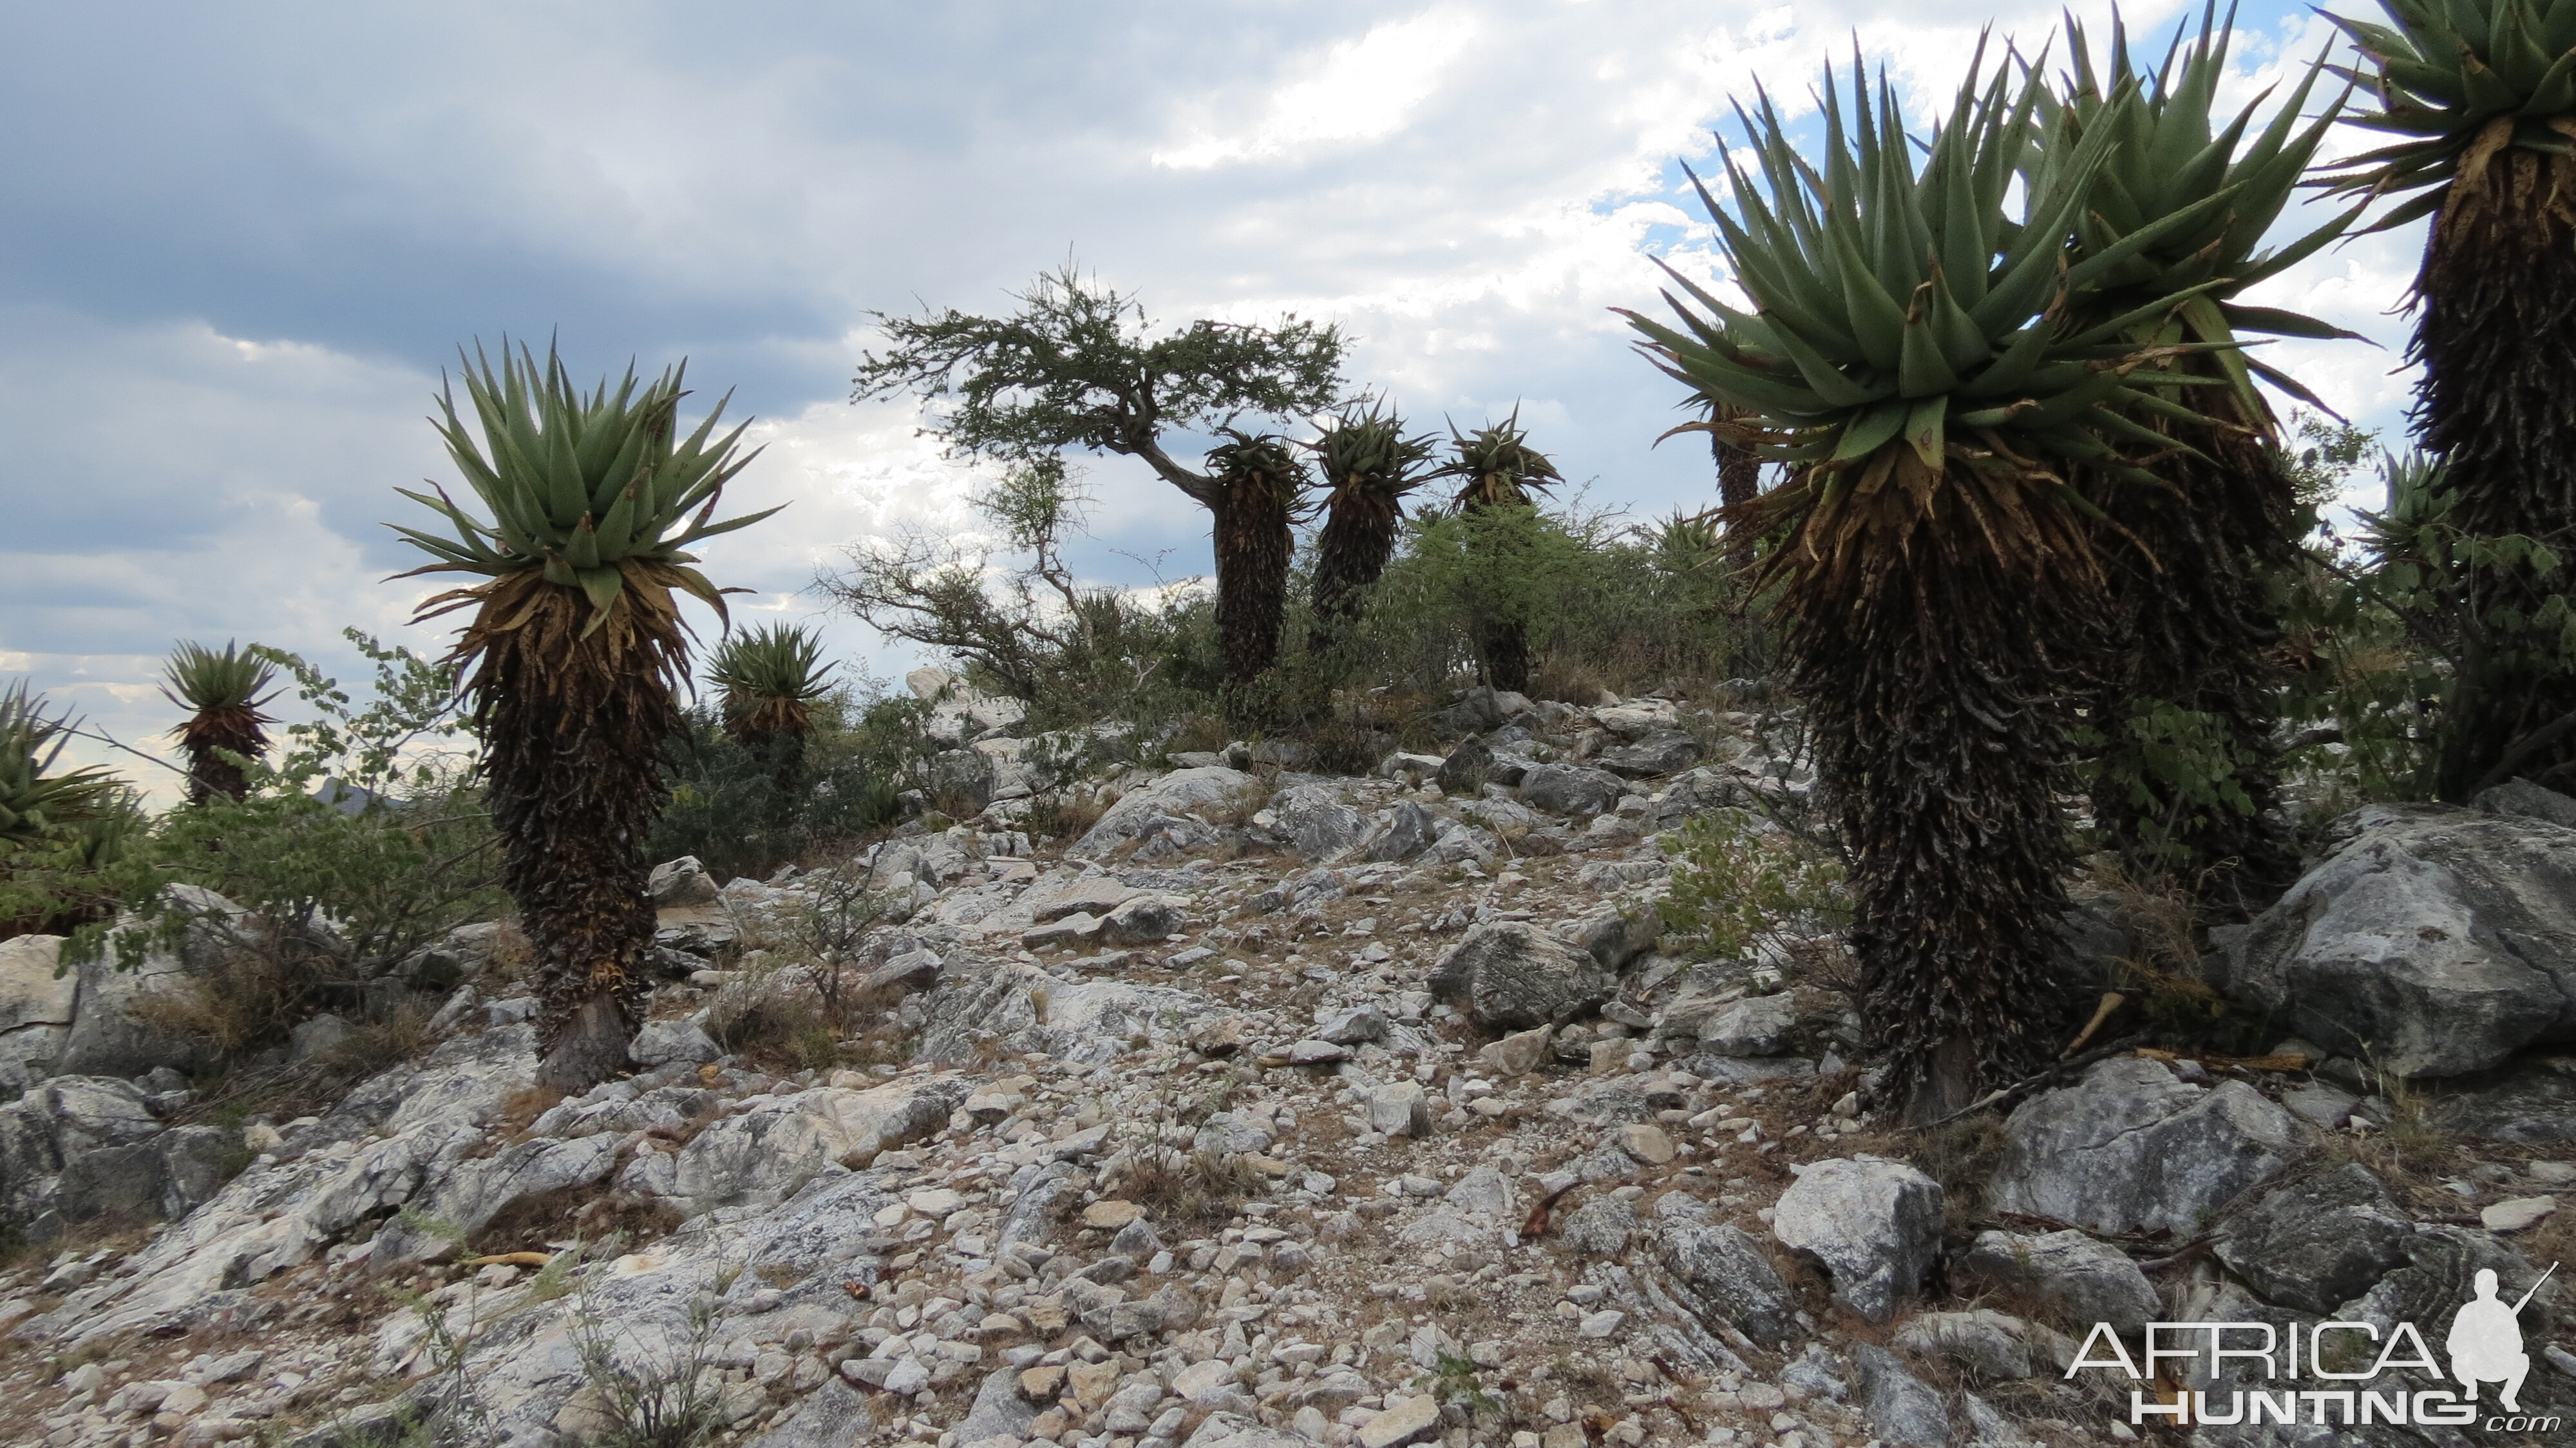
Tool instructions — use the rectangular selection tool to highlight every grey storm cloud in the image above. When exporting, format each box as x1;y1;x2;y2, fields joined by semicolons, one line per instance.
0;0;2410;799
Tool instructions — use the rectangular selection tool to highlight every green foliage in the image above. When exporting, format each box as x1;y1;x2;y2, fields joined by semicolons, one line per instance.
1350;498;1747;699
2321;0;2576;234
393;338;775;626
2079;701;2263;870
649;686;923;881
1658;807;1851;963
2281;410;2380;514
50;633;504;1058
851;263;1345;477
0;684;120;851
815;457;1227;736
1624;46;2237;490
2269;449;2576;808
1309;397;1435;500
158;640;279;714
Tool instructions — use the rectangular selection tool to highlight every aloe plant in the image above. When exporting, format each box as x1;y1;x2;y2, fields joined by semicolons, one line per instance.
2323;0;2576;795
393;340;777;1091
1622;46;2239;1120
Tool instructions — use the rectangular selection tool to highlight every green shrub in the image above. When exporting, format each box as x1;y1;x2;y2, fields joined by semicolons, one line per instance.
66;631;506;1062
1657;806;1850;965
648;685;927;881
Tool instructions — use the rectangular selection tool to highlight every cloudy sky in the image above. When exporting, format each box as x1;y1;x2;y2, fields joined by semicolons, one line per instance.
1;1;2420;802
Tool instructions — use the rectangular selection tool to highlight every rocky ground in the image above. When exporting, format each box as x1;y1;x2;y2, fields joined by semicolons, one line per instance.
0;687;2570;1448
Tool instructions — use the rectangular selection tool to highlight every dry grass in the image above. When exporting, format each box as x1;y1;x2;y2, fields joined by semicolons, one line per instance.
1110;1148;1263;1226
1018;790;1108;843
1901;1114;2016;1234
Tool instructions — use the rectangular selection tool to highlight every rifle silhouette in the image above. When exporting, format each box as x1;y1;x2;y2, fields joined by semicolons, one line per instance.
2510;1261;2558;1315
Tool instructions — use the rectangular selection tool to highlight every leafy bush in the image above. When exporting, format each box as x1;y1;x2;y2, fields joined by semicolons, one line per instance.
66;631;506;1062
1334;496;1751;704
1657;807;1850;966
648;684;929;882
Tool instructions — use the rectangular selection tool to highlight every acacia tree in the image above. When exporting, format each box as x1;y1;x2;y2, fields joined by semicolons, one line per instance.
394;341;775;1092
1624;53;2235;1121
851;266;1345;717
2325;0;2576;796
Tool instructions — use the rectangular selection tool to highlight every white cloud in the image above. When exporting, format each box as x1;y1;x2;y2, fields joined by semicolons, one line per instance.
1153;11;1484;170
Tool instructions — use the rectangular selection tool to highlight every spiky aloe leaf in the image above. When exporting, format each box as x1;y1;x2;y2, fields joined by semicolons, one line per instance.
2320;0;2576;229
1439;407;1564;510
708;622;833;742
1621;45;2233;492
2047;5;2363;425
392;339;781;632
0;683;119;850
157;640;279;714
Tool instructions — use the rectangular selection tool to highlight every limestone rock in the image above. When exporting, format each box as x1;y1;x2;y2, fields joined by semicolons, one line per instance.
1988;1057;2301;1236
1479;1024;1553;1076
1072;767;1255;857
2218;803;2576;1077
1271;784;1365;862
2211;1164;2414;1314
1770;1157;1943;1323
1697;995;1796;1056
1427;922;1612;1031
648;857;720;908
1596;730;1705;779
1519;763;1626;818
1852;1345;1949;1447
627;1019;721;1069
1958;1228;2159;1335
1656;1218;1792;1346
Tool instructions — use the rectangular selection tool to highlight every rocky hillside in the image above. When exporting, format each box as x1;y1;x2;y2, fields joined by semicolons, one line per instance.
0;688;2570;1448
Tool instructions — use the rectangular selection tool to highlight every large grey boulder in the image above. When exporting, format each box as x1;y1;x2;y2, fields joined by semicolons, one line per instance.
2211;1164;2414;1315
1697;995;1797;1056
648;1076;967;1210
1363;803;1437;862
1269;784;1364;863
1988;1057;2302;1236
1426;922;1613;1031
1571;905;1662;971
1851;1345;1949;1447
1958;1228;2159;1335
1656;1217;1794;1346
2426;1060;2576;1143
0;1075;168;1228
2218;803;2576;1077
647;856;719;908
2477;779;2576;830
1435;736;1494;796
0;934;77;1092
1596;730;1705;779
369;1132;622;1263
57;932;209;1080
913;962;1222;1066
1072;767;1253;857
1519;763;1626;818
1770;1157;1943;1323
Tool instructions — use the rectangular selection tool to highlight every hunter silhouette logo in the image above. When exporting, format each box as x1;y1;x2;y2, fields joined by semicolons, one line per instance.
2450;1264;2553;1415
2065;1260;2562;1433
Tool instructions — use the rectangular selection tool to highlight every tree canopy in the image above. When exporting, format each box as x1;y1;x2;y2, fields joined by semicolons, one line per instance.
851;265;1348;506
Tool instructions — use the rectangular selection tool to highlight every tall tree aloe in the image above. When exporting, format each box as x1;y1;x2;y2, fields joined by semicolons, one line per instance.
393;341;775;1092
1623;50;2237;1119
2044;8;2356;904
2324;0;2576;796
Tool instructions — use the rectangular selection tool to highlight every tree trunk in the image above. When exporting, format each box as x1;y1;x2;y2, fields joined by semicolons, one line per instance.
1781;461;2105;1125
1211;476;1294;723
2418;134;2576;798
1309;487;1400;640
2083;423;2298;913
179;711;266;806
473;582;683;1095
